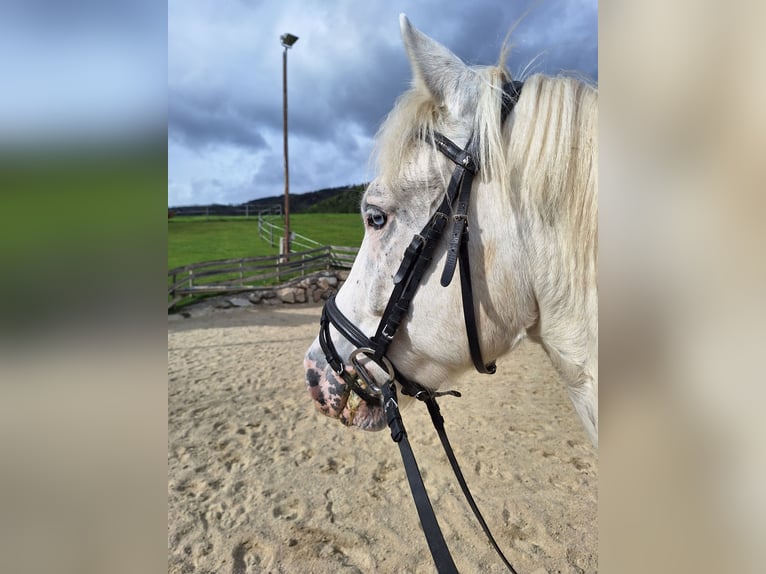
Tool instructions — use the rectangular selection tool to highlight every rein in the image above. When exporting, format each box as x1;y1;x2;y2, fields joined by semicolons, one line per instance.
318;80;523;574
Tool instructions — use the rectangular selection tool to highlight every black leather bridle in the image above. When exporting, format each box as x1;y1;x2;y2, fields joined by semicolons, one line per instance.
317;80;524;574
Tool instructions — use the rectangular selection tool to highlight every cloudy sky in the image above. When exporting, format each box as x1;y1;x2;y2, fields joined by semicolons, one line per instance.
168;0;598;206
170;0;598;207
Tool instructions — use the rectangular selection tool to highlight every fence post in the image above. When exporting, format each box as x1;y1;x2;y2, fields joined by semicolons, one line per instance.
277;240;284;283
239;261;244;282
188;269;194;288
171;272;177;300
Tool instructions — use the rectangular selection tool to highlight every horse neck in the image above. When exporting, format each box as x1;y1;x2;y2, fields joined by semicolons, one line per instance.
469;179;539;359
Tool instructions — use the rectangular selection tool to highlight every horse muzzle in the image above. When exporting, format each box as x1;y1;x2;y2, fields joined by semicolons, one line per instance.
303;342;387;431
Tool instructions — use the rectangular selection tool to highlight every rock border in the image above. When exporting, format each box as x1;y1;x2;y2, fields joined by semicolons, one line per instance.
171;270;349;315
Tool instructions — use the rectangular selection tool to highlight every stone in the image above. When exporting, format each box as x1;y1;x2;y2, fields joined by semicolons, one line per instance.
263;296;282;305
252;289;275;301
294;288;306;303
248;292;263;304
228;297;251;307
277;287;296;303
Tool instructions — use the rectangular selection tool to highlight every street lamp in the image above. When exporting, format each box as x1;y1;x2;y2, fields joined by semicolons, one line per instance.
281;32;298;258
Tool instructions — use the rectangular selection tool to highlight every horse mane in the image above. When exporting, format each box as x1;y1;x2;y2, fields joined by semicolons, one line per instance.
374;64;598;267
509;73;598;268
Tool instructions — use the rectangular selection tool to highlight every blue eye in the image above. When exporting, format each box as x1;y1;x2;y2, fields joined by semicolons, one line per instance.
366;208;388;230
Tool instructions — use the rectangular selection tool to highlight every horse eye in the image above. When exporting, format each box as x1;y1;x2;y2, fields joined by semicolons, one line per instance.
366;208;388;230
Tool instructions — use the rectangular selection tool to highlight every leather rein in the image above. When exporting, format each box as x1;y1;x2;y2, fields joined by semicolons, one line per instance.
318;80;524;574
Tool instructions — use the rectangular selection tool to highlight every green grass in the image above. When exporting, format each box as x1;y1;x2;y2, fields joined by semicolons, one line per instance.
291;213;364;247
168;213;364;270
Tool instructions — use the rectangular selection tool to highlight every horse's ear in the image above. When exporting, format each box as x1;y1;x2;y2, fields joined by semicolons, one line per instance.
399;14;473;113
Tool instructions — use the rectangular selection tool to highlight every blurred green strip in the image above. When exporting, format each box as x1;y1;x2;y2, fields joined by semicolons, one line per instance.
0;139;165;261
0;138;167;330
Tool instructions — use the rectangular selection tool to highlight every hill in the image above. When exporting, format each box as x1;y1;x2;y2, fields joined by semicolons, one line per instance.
304;184;364;213
169;183;367;215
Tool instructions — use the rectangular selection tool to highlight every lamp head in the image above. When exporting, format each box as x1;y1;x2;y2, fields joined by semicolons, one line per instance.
281;33;299;48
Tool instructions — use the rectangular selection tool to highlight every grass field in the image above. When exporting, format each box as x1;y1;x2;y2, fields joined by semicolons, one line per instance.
168;213;364;270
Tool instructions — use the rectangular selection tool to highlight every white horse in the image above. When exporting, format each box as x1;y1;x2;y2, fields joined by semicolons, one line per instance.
305;15;598;448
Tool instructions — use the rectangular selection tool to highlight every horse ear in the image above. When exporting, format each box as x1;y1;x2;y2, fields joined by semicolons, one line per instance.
399;14;473;112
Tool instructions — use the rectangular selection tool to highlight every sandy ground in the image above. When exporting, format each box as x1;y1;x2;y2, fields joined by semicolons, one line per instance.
168;303;597;573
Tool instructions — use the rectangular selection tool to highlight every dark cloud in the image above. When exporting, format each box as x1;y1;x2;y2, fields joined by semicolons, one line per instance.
168;89;270;151
290;41;409;142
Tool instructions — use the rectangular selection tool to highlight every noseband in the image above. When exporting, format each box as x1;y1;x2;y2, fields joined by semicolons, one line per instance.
317;80;524;574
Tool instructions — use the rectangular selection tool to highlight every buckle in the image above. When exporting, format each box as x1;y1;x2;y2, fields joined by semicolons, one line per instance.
380;323;396;340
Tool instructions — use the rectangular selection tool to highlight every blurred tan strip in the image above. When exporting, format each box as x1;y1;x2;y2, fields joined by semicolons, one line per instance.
0;336;167;574
601;1;766;572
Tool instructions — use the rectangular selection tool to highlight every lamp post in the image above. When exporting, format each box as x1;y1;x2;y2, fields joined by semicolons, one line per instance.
281;32;298;259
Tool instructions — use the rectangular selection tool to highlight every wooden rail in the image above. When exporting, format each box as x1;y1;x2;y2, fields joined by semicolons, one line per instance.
168;245;358;309
257;213;321;251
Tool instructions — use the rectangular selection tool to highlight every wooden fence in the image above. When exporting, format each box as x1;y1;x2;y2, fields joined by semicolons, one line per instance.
168;245;358;309
169;204;282;219
257;214;322;251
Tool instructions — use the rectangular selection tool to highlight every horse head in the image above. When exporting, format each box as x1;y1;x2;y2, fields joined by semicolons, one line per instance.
304;15;598;447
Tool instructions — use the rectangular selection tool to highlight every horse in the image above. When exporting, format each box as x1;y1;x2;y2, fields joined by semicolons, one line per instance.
304;14;598;449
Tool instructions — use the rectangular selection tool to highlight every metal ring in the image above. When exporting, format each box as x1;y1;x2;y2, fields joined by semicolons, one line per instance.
348;347;395;394
350;347;395;380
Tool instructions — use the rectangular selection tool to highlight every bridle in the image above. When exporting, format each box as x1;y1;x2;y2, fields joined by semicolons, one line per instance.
319;80;523;573
318;80;524;574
